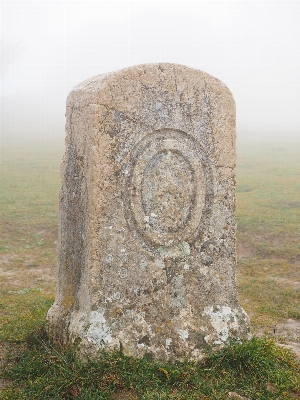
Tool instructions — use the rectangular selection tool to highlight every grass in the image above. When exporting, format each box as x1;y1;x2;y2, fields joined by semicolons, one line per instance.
1;331;299;399
0;138;300;398
0;292;53;342
236;142;300;332
0;140;61;257
0;139;61;344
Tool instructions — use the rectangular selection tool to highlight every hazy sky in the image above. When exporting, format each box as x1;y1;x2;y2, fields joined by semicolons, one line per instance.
1;1;300;142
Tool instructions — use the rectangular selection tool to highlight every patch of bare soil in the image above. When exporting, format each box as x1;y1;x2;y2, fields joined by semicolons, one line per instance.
237;230;299;261
270;276;300;289
277;342;300;360
228;392;248;400
250;232;291;247
111;388;140;400
256;319;300;343
236;240;257;260
0;379;11;391
0;342;14;390
256;319;300;360
0;253;17;266
253;324;300;361
0;342;27;391
0;252;56;291
275;319;300;342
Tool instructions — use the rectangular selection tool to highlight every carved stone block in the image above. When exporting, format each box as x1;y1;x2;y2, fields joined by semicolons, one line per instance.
47;63;250;360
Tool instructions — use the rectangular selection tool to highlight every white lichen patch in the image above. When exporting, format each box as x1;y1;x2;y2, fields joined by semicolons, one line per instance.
112;291;120;300
179;241;190;256
139;259;148;270
104;296;113;303
118;268;128;279
159;241;191;259
133;287;142;296
155;259;165;269
202;305;239;344
171;275;186;309
86;310;112;348
126;309;146;325
177;329;189;340
166;338;172;346
106;254;113;263
199;266;208;275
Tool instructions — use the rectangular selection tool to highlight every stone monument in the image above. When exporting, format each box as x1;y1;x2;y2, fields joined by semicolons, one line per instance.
47;63;250;360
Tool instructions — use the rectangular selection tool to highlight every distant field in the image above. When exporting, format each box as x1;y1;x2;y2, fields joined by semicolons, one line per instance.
0;139;299;342
0;139;63;340
236;142;300;339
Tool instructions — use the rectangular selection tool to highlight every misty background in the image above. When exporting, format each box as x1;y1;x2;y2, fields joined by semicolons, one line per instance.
1;1;300;149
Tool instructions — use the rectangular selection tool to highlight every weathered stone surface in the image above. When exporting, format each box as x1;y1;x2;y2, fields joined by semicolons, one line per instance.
47;63;250;360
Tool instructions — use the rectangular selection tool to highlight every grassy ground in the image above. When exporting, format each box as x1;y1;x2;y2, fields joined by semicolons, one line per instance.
236;142;300;336
0;139;62;343
2;332;299;399
0;139;299;399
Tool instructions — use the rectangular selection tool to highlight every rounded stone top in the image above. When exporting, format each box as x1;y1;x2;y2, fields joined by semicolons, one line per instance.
74;63;223;88
66;63;236;168
68;63;234;107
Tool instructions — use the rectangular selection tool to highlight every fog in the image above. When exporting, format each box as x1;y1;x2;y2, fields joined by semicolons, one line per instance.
1;1;300;145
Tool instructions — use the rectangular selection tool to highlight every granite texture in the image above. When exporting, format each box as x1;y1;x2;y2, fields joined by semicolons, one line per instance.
47;63;250;360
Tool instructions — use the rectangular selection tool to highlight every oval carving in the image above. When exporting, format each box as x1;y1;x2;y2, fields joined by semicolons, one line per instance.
141;150;195;233
123;129;209;252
